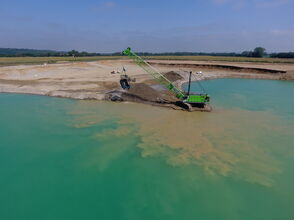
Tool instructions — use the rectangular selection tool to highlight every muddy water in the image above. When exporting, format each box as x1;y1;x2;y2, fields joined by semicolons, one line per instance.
0;79;293;219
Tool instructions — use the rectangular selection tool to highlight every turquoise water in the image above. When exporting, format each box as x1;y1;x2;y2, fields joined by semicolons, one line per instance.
0;79;293;220
188;78;294;119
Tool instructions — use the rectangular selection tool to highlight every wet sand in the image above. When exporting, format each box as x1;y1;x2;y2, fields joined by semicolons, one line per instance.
0;59;293;108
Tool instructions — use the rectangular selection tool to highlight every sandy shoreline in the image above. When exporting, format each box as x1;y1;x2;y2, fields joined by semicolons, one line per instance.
0;59;293;109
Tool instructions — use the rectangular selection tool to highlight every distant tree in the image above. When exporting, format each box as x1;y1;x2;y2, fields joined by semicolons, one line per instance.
241;51;253;57
68;50;79;57
252;47;266;57
79;51;89;57
270;52;294;58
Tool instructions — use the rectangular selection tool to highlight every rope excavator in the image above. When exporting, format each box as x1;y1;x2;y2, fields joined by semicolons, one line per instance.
122;47;210;111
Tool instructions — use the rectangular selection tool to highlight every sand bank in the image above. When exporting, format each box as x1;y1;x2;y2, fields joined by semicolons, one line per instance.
0;59;293;109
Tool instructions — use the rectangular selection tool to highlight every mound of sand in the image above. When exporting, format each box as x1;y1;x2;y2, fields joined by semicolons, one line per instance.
163;71;183;82
124;83;161;102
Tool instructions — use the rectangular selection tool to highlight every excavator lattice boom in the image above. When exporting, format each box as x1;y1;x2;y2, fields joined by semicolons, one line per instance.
122;47;210;107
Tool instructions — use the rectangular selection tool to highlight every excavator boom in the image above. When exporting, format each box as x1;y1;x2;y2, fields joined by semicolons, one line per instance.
122;48;185;99
122;47;210;106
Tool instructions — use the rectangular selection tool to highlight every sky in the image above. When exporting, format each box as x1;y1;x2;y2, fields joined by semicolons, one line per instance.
0;0;293;53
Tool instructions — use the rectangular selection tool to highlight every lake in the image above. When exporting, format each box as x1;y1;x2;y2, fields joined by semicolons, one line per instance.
0;79;293;219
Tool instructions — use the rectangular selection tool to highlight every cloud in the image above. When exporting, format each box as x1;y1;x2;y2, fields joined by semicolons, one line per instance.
115;27;294;53
212;0;290;8
104;1;116;8
254;0;289;8
212;0;231;4
271;29;294;36
211;0;246;9
1;22;293;53
91;1;117;12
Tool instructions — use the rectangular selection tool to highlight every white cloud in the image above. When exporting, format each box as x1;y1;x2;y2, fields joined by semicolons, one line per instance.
92;1;117;12
1;26;293;52
271;29;294;36
212;0;231;5
104;1;116;8
211;0;246;9
254;0;289;8
211;0;290;8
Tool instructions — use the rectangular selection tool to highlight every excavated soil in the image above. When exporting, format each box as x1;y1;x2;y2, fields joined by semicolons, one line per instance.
121;82;178;103
123;83;161;102
163;71;184;82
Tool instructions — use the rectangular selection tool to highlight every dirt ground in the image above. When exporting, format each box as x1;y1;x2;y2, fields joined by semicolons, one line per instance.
0;59;293;110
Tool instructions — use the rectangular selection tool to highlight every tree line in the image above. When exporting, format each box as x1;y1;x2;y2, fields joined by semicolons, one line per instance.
1;47;294;58
0;48;103;57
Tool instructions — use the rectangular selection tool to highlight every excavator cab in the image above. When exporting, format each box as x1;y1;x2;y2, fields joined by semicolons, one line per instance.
185;94;210;104
183;71;210;106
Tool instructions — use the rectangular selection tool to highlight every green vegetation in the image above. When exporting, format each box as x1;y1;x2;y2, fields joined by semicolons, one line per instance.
0;56;123;66
1;47;294;59
271;52;294;58
241;47;266;58
139;47;294;59
0;48;107;57
1;55;294;67
143;55;294;64
1;47;294;66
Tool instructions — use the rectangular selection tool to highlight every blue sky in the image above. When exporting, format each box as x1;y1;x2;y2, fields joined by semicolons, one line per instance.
0;0;293;52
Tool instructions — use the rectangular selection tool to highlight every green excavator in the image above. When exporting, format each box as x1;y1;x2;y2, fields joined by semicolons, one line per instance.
122;47;210;110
